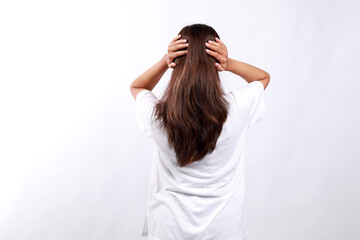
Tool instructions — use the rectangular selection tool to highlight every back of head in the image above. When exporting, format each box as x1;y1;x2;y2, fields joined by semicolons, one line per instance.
154;23;230;167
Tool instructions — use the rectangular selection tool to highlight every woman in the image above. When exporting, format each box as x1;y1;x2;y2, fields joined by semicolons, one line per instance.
130;24;270;240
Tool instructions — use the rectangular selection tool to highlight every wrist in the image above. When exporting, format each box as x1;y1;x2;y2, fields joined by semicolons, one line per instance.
161;54;169;69
226;57;233;72
165;54;172;68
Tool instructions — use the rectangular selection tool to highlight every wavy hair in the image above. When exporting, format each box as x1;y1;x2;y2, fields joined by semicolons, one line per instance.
154;24;229;167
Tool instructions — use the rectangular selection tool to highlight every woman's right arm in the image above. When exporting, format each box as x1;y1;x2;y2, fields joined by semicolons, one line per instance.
205;37;270;90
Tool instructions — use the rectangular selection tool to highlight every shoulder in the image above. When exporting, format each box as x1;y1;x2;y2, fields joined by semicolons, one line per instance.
135;89;159;123
134;89;160;137
135;89;158;105
230;81;264;100
241;81;265;93
247;80;265;91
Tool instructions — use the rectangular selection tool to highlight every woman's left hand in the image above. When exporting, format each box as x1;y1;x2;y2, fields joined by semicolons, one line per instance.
166;35;188;68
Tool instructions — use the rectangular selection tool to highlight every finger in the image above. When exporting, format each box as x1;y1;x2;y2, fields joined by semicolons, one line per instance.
206;45;226;58
207;40;227;56
168;39;187;50
205;42;221;52
205;48;220;59
169;62;176;68
215;37;224;45
169;43;188;52
208;39;221;47
170;38;187;47
171;34;182;43
170;50;187;59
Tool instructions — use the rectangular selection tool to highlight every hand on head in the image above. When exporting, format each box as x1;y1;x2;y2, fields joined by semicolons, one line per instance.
166;35;228;71
166;35;188;68
205;37;228;71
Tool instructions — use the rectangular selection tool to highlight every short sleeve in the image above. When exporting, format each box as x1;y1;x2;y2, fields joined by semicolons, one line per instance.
242;81;266;128
135;89;158;138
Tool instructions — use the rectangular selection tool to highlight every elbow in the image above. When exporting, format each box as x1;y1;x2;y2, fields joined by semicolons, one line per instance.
264;72;271;81
263;72;271;85
258;72;270;82
129;80;137;90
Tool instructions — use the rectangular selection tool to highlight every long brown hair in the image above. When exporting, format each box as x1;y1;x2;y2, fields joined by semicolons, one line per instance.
154;24;230;167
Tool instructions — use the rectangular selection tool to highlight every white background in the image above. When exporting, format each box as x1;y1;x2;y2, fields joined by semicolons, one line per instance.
1;0;359;239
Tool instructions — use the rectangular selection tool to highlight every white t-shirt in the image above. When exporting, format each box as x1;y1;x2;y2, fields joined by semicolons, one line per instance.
135;80;265;240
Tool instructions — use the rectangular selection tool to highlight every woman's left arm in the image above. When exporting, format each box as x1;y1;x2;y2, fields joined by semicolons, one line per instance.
129;35;188;100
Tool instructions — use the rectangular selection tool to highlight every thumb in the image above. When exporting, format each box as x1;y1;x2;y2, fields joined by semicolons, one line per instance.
215;62;224;71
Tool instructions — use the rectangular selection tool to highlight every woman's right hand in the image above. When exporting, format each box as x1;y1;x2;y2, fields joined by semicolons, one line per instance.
205;37;228;71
